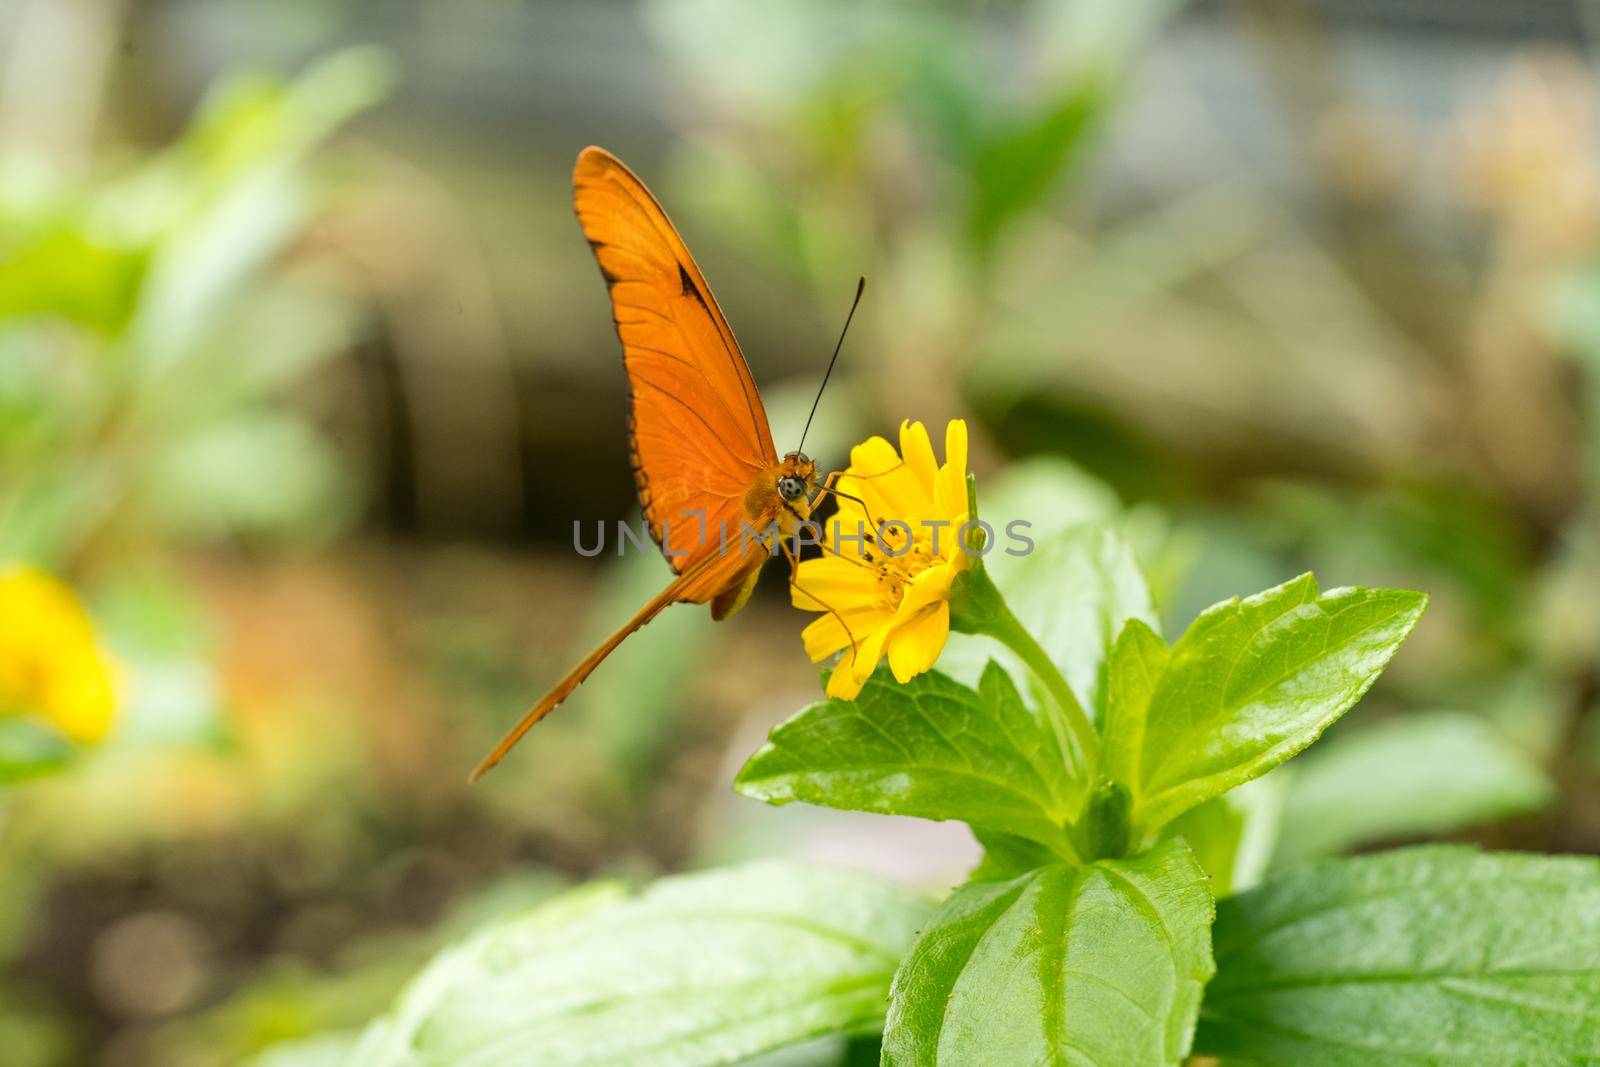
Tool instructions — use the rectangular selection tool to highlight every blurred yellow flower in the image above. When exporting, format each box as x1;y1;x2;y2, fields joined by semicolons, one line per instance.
794;419;971;699
0;566;118;744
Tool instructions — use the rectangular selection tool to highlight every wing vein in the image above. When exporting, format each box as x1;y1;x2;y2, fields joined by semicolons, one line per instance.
625;342;763;456
632;378;763;474
602;171;771;457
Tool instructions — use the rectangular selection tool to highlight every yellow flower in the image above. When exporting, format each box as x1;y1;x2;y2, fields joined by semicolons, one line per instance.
793;419;971;699
0;566;118;744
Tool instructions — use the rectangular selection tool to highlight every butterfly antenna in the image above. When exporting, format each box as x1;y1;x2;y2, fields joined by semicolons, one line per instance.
797;276;866;455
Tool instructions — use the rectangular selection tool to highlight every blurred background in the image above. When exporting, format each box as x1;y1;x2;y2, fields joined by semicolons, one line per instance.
3;0;1600;1063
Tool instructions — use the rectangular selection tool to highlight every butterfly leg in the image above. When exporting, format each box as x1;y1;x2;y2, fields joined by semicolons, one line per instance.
789;491;880;574
813;483;923;563
809;470;888;548
834;461;906;485
779;536;862;657
812;462;910;546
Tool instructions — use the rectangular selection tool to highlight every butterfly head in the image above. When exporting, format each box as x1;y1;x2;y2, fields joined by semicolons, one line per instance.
777;452;816;502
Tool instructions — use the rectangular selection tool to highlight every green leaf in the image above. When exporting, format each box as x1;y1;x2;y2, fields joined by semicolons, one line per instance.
967;827;1059;882
351;862;932;1067
1109;575;1426;842
967;80;1106;254
1162;774;1285;898
0;227;147;332
1198;846;1600;1066
0;718;74;783
1273;711;1552;866
737;664;1079;857
943;523;1157;723
1102;616;1169;785
883;838;1214;1067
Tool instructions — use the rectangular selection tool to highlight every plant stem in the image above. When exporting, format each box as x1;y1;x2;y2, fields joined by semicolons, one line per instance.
951;560;1101;776
982;596;1102;774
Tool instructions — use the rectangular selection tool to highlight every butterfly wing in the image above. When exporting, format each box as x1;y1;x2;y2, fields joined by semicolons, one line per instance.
471;149;783;781
573;146;778;572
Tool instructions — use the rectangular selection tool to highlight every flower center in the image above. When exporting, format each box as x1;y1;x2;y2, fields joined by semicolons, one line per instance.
858;527;942;611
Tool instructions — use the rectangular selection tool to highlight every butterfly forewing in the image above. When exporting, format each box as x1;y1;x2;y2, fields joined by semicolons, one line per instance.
573;147;778;572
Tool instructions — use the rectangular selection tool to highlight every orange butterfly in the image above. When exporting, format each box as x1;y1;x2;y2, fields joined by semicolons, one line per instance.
472;146;862;780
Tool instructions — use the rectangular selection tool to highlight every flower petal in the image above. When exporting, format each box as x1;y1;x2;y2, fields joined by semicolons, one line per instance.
944;510;973;571
843;434;932;528
826;656;868;699
849;624;891;686
848;435;900;475
934;418;970;522
801;614;849;661
801;606;888;661
0;568;117;744
887;601;950;683
899;420;938;495
820;512;876;560
893;564;954;622
792;556;879;611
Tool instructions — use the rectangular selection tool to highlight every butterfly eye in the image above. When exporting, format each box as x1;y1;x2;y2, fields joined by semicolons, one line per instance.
778;476;805;501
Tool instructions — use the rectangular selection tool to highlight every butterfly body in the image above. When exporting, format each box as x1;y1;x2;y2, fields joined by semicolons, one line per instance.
471;148;825;780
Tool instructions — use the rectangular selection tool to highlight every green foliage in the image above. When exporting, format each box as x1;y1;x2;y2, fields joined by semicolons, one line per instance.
1009;525;1161;720
0;53;389;1060
0;720;73;784
1163;776;1285;898
1079;775;1132;860
964;81;1106;255
1102;574;1429;843
259;504;1483;1066
943;522;1158;722
1197;847;1600;1066
0;48;387;569
1101;616;1169;781
967;827;1060;882
345;863;931;1067
147;412;353;541
652;0;1173;268
737;664;1080;858
882;838;1213;1067
0;50;384;807
1273;710;1553;865
0;224;146;333
718;544;1444;1063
